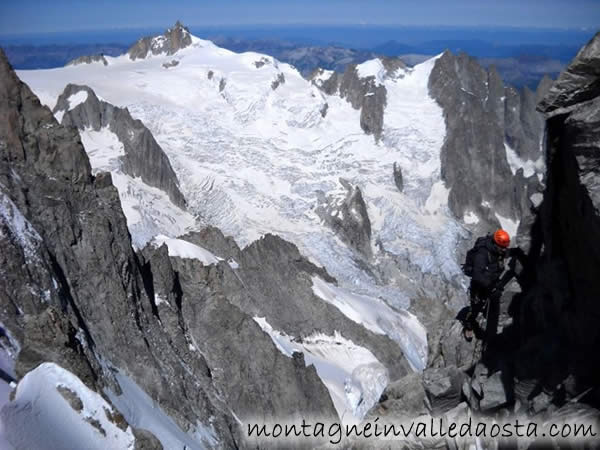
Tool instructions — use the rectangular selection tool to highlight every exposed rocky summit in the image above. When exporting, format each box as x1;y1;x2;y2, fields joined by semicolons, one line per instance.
128;21;192;61
53;83;186;209
392;162;403;192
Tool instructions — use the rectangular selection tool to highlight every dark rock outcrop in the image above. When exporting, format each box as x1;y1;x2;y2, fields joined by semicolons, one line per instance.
393;162;403;192
311;59;393;141
315;179;373;258
162;59;179;69
533;31;600;387
539;32;600;115
0;47;239;447
128;21;192;61
66;54;108;67
422;366;466;415
271;72;285;90
53;83;186;209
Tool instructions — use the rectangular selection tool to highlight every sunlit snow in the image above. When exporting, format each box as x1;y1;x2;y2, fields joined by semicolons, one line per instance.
504;142;545;179
67;90;88;110
355;58;387;85
1;363;135;450
311;276;428;371
106;370;217;449
77;127;197;248
151;234;222;264
253;317;388;423
18;37;457;396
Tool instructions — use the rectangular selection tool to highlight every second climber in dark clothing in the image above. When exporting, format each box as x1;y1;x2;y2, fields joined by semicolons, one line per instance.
461;229;522;342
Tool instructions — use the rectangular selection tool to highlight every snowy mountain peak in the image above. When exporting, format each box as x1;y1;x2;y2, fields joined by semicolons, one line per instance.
128;21;193;60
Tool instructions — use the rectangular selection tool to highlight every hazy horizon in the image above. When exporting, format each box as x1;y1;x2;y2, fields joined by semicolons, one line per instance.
1;0;599;35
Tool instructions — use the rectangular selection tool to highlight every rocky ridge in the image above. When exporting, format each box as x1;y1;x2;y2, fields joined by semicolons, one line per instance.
428;51;549;231
312;51;548;245
311;58;406;141
53;83;187;209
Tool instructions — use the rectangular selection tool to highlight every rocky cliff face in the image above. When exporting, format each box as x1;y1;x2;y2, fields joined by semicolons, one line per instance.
128;21;192;61
534;31;600;389
53;83;187;209
362;33;600;450
0;49;344;448
428;51;547;229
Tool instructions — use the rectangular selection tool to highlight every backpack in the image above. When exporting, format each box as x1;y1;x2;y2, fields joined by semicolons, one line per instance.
462;236;489;277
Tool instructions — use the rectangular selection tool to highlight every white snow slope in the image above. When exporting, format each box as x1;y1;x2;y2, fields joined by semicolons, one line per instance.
0;363;135;450
106;370;219;449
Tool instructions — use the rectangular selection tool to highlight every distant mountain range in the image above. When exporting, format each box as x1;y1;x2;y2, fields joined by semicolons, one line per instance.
3;44;128;69
2;32;585;87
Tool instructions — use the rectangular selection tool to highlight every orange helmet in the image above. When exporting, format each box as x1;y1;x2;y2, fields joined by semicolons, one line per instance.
493;229;510;248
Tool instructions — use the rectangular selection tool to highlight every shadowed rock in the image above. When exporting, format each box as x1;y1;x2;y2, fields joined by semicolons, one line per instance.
2;48;340;447
539;31;600;116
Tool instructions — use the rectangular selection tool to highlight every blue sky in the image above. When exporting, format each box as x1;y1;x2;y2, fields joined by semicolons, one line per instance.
1;0;599;34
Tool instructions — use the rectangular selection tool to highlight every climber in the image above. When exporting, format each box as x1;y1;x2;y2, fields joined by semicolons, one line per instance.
459;229;523;342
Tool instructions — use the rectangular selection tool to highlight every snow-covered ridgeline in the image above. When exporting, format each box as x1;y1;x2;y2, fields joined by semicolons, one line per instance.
17;41;459;280
0;363;135;450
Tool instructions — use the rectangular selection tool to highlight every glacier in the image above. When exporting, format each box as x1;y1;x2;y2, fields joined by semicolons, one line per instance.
16;33;469;424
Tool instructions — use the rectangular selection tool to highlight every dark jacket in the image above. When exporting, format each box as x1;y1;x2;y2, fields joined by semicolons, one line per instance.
471;236;507;289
